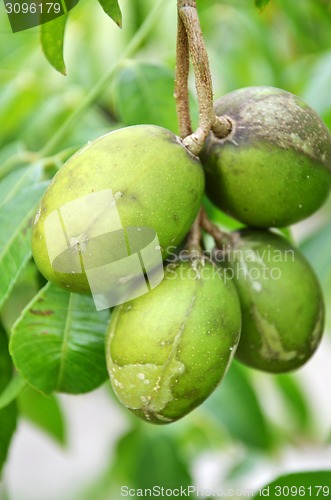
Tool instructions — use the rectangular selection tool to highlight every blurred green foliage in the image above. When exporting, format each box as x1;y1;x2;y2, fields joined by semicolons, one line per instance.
0;324;17;477
0;0;330;498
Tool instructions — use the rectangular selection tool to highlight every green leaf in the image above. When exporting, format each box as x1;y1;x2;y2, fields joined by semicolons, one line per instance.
0;373;26;410
0;80;44;150
18;386;66;445
0;324;17;477
276;227;294;243
302;52;331;116
111;61;180;134
97;0;122;28
113;427;192;489
83;425;192;499
0;142;26;179
274;374;312;432
255;0;271;11
203;196;243;231
300;222;331;290
10;283;110;395
0;164;42;208
202;361;273;450
300;223;331;328
40;15;67;75
0;181;48;310
254;471;331;498
1;262;41;333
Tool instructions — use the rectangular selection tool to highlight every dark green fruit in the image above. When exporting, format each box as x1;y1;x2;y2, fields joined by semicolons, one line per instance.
201;86;331;227
32;125;204;294
222;229;324;373
106;257;241;424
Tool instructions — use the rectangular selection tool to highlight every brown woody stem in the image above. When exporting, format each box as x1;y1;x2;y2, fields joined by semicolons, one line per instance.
200;208;233;248
175;11;192;138
175;2;232;253
178;0;231;155
186;208;203;252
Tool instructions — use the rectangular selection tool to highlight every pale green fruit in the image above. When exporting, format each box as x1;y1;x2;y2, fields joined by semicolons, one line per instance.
32;125;204;294
106;258;242;424
222;229;324;373
200;86;331;227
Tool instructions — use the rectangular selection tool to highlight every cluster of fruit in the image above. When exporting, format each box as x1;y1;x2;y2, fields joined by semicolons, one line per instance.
32;86;331;424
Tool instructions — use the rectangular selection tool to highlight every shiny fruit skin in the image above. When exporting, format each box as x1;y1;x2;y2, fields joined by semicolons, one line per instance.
223;229;324;373
106;258;242;424
201;86;331;227
32;125;204;293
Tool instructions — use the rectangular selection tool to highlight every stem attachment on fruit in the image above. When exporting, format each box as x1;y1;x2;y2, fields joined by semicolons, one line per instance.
211;115;233;139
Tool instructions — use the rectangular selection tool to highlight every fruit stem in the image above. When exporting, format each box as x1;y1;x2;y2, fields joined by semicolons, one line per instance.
175;12;192;138
186;208;203;253
200;207;233;248
41;145;80;170
178;0;231;155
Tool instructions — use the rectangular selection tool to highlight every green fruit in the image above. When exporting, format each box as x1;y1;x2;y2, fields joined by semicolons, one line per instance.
222;229;324;373
106;257;242;424
200;86;331;227
32;125;204;294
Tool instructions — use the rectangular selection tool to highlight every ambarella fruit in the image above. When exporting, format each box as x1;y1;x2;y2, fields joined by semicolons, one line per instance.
32;125;204;294
106;257;242;424
222;229;324;373
201;86;331;227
